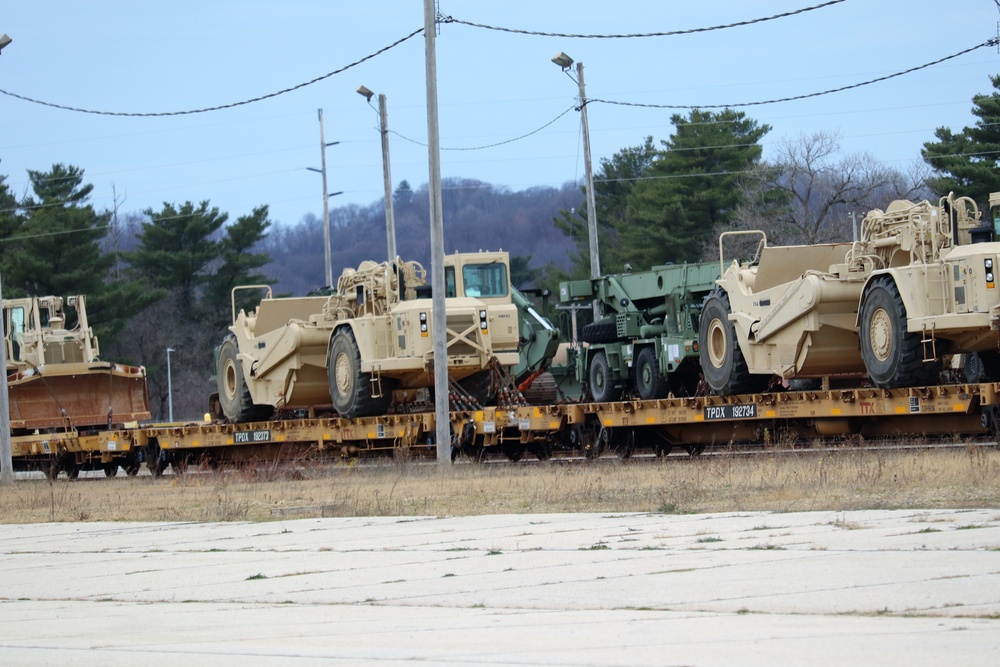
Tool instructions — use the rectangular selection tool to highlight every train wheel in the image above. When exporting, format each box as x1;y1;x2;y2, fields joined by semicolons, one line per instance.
634;346;669;400
502;443;525;462
699;289;765;395
588;351;621;403
147;443;166;478
44;458;60;480
612;428;636;459
530;441;554;461
685;445;705;456
217;335;272;423
860;278;940;388
653;443;673;457
103;463;119;477
328;327;393;418
124;460;141;477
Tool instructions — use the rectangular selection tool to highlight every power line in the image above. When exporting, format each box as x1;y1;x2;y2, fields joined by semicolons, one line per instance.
441;1;846;39
0;27;424;117
591;38;999;110
389;105;577;151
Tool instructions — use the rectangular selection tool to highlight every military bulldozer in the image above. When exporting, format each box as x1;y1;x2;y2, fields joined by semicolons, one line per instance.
3;294;150;432
700;192;1000;394
559;262;721;402
216;251;520;422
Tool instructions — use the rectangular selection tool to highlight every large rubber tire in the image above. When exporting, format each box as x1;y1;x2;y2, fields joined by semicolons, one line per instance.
859;277;940;388
581;317;618;345
217;336;273;423
977;351;1000;382
328;327;394;418
588;350;622;403
699;288;767;395
634;346;669;400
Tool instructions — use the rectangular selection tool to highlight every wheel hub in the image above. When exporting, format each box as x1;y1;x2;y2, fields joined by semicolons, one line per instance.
224;361;238;399
707;318;727;368
869;307;893;362
334;352;350;394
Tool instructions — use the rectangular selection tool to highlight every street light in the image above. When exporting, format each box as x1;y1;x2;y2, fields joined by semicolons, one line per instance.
166;347;175;422
357;85;397;261
0;34;11;54
552;52;601;320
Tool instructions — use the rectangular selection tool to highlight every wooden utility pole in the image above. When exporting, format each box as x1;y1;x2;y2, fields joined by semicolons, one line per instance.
423;0;451;464
379;94;397;261
576;62;602;321
1;274;13;484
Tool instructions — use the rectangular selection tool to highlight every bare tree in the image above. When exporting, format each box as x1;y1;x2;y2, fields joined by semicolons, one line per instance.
730;131;929;247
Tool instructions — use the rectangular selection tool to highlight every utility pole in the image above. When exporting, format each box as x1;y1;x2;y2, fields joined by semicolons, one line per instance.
378;93;397;262
577;61;601;321
423;0;451;465
306;109;339;288
552;53;602;321
0;33;13;484
359;86;398;262
1;274;13;484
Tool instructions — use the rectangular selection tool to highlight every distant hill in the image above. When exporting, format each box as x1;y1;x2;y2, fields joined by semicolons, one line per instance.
261;178;583;295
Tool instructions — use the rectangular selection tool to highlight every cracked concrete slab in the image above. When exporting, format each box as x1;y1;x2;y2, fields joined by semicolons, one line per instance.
1;509;998;666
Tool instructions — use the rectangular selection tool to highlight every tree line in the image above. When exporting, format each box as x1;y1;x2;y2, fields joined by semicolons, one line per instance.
2;75;999;419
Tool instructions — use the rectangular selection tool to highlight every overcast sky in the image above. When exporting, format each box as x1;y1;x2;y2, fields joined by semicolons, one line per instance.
2;0;998;234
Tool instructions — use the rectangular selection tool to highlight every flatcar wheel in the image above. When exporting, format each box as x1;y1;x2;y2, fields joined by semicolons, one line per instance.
530;442;554;461
653;443;673;458
103;463;119;477
502;443;525;462
685;445;705;456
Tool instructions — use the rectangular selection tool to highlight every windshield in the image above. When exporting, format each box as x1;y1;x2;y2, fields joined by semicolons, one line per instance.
462;263;508;298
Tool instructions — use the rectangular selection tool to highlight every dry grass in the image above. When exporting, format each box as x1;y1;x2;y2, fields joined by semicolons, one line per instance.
1;446;999;523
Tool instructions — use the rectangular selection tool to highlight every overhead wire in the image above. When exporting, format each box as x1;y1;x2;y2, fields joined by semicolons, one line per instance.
590;38;1000;110
440;1;846;39
0;27;424;117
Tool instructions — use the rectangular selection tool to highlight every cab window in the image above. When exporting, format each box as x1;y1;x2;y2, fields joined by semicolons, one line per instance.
445;267;457;298
462;263;508;298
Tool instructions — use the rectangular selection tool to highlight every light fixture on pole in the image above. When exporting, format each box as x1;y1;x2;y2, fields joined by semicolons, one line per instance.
166;347;175;422
306;109;340;288
357;85;397;261
552;52;602;320
0;34;12;54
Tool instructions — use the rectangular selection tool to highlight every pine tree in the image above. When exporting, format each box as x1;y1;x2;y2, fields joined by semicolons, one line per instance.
2;164;108;297
922;75;1000;205
618;109;770;267
127;201;226;315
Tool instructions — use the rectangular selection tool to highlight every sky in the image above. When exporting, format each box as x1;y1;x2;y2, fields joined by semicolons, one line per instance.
2;0;999;233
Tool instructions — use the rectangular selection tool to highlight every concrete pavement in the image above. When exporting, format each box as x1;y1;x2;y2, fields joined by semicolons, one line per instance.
2;509;999;665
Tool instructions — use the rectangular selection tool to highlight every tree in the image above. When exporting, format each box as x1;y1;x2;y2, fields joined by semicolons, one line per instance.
203;205;275;331
127;201;226;314
923;75;1000;205
1;164;108;298
553;137;658;277
617;109;770;268
734;132;929;247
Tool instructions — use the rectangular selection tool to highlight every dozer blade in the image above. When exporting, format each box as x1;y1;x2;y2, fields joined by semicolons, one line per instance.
7;362;151;431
